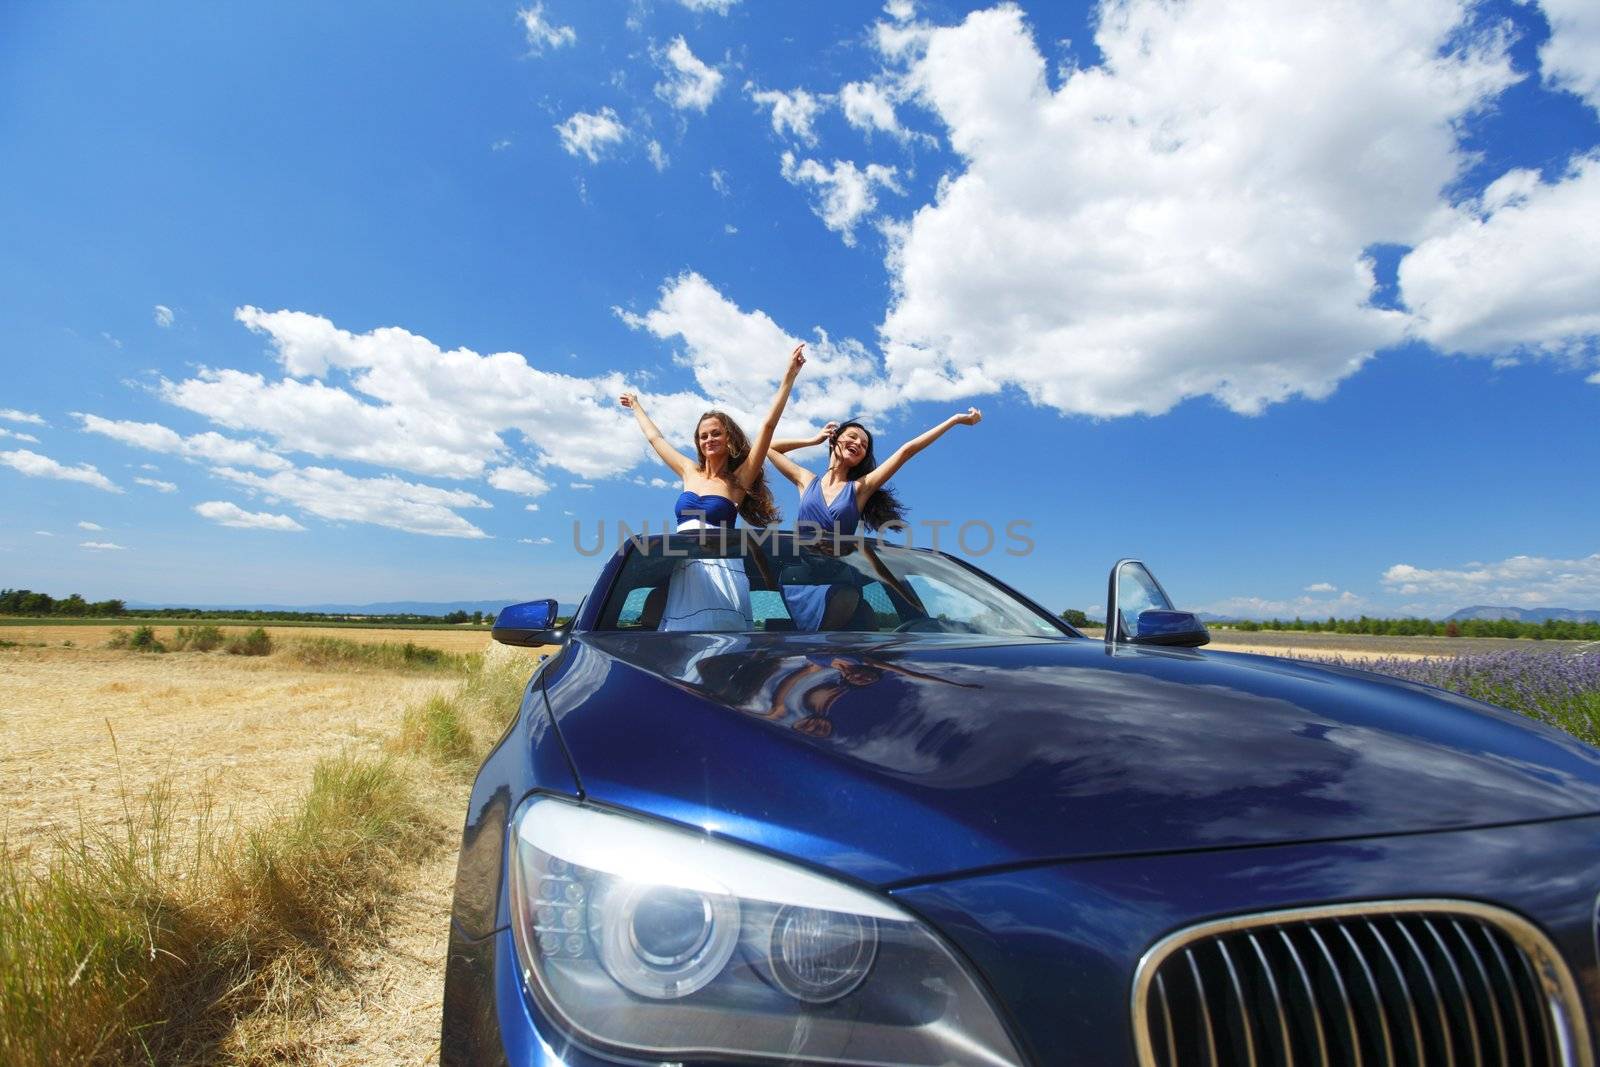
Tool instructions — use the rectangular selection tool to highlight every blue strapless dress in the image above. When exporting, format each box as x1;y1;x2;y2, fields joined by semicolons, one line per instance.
675;491;739;530
661;490;750;631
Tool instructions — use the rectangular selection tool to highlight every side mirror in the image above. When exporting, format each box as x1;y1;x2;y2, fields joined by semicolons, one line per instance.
1128;608;1210;648
1106;560;1209;649
492;599;566;647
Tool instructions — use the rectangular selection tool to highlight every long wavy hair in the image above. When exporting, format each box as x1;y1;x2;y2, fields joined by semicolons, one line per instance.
830;420;906;530
695;411;780;526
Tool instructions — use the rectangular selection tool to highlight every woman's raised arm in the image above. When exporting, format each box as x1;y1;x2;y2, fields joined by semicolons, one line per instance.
620;392;694;479
736;344;806;491
766;420;834;490
855;407;982;504
772;422;837;455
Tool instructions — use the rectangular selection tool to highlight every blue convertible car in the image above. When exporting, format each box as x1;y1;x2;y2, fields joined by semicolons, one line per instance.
442;531;1600;1066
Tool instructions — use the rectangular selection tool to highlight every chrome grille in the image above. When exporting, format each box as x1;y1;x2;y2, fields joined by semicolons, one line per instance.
1133;901;1593;1067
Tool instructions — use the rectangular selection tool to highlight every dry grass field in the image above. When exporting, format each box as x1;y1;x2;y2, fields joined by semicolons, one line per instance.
0;621;494;653
0;628;508;866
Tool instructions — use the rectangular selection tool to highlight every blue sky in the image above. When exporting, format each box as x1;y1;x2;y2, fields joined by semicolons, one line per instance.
2;0;1598;618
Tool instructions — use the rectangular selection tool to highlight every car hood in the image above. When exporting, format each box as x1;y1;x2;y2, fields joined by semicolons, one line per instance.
543;632;1600;885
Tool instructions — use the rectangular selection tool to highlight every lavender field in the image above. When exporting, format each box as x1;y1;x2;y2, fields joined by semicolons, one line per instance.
1302;650;1600;747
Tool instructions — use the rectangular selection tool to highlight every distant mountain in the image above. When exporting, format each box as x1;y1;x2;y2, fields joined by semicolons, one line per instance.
124;598;579;617
1445;605;1600;624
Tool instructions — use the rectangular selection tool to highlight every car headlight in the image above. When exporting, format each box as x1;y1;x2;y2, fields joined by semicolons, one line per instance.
508;795;1023;1066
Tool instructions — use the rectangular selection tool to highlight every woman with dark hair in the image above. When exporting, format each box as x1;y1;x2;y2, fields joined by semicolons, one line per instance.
768;407;982;629
619;345;804;629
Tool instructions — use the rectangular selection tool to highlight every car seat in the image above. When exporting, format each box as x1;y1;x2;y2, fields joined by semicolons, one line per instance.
639;585;668;630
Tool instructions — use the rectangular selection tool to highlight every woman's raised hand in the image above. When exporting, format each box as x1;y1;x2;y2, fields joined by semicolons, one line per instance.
619;391;639;410
955;406;983;426
787;343;806;376
815;420;839;444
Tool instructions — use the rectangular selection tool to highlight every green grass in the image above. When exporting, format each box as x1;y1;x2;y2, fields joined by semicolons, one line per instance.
0;646;535;1063
0;756;430;1066
283;636;473;673
390;645;531;774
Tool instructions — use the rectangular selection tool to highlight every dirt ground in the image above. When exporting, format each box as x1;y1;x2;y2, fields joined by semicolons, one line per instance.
0;644;471;863
0;622;495;653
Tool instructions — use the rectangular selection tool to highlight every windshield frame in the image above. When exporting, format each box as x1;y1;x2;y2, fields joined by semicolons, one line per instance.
579;530;1080;640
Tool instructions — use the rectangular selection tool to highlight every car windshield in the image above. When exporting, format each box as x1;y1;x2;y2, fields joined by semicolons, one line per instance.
594;531;1068;639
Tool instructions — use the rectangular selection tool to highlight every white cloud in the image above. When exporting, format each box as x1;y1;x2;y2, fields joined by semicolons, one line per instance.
709;169;729;195
647;139;669;171
153;304;175;328
0;409;46;426
839;80;900;136
1;449;121;493
163;307;646;480
555;108;627;162
655;36;723;112
35;530;53;536
134;476;178;493
779;152;902;245
874;2;1516;416
1304;582;1337;594
570;481;594;489
524;502;541;511
213;464;492;539
1201;591;1364;619
0;427;40;443
615;272;894;426
748;87;824;145
491;138;513;151
1399;154;1600;362
77;412;290;470
884;0;915;21
80;541;126;551
1381;553;1600;608
677;0;737;12
487;465;552;497
518;3;576;52
519;536;555;545
194;500;306;532
77;521;103;531
1538;0;1600;113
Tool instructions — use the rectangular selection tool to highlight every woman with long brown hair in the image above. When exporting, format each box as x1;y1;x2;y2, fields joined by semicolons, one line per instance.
619;344;805;629
768;408;982;629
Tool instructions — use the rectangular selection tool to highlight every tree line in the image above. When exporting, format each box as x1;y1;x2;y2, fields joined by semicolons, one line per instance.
0;589;126;617
1217;615;1600;641
0;588;486;625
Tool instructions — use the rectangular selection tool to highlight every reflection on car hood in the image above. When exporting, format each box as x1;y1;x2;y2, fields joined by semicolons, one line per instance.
544;631;1600;885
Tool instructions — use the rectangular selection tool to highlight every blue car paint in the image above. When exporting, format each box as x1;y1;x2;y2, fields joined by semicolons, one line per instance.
539;630;1600;885
442;541;1600;1065
892;815;1600;1064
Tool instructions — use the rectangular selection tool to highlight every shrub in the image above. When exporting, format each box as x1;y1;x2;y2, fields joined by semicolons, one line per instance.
396;695;475;768
285;636;470;673
171;624;225;652
224;627;272;656
105;626;165;653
